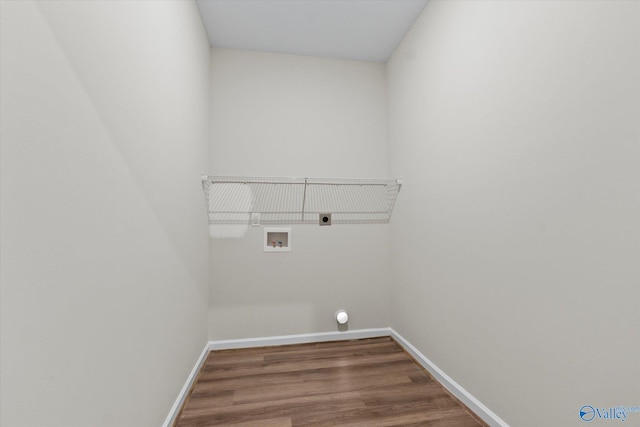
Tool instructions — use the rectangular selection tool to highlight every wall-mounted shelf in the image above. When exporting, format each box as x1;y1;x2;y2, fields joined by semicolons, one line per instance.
201;175;402;226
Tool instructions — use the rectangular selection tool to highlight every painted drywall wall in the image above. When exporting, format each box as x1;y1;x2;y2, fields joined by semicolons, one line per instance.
208;48;390;339
387;1;640;426
0;1;210;426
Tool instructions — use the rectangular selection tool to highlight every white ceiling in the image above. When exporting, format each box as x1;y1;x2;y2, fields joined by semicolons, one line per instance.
195;0;429;63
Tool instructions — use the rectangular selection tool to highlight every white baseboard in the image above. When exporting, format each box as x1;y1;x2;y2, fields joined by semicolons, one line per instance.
163;327;508;427
389;328;509;427
208;327;392;350
162;344;210;427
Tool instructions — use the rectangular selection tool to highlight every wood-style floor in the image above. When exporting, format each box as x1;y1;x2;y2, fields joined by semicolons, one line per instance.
175;337;488;427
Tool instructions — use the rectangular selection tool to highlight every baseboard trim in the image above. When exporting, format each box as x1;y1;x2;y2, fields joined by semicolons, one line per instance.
164;327;508;427
208;327;392;350
162;343;209;427
389;328;509;427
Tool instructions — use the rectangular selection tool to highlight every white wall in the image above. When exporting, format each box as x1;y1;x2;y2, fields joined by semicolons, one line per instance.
387;1;640;426
0;1;210;426
208;48;390;339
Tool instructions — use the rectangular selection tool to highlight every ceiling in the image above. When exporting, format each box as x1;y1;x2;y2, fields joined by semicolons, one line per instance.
195;0;429;63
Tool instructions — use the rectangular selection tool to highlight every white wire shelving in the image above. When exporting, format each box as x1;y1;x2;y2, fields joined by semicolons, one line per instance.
201;175;403;225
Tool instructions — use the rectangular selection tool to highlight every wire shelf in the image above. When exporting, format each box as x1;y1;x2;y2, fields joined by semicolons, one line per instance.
201;175;402;225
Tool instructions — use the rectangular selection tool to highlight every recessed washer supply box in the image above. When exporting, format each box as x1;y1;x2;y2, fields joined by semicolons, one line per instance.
264;227;291;252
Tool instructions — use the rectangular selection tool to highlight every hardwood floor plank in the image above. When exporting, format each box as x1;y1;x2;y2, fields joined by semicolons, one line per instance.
183;390;235;409
261;340;401;364
180;391;367;425
180;416;293;427
174;337;488;427
201;352;409;381
226;417;292;427
180;390;363;419
232;372;412;405
359;382;448;407
291;404;468;426
194;359;418;393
